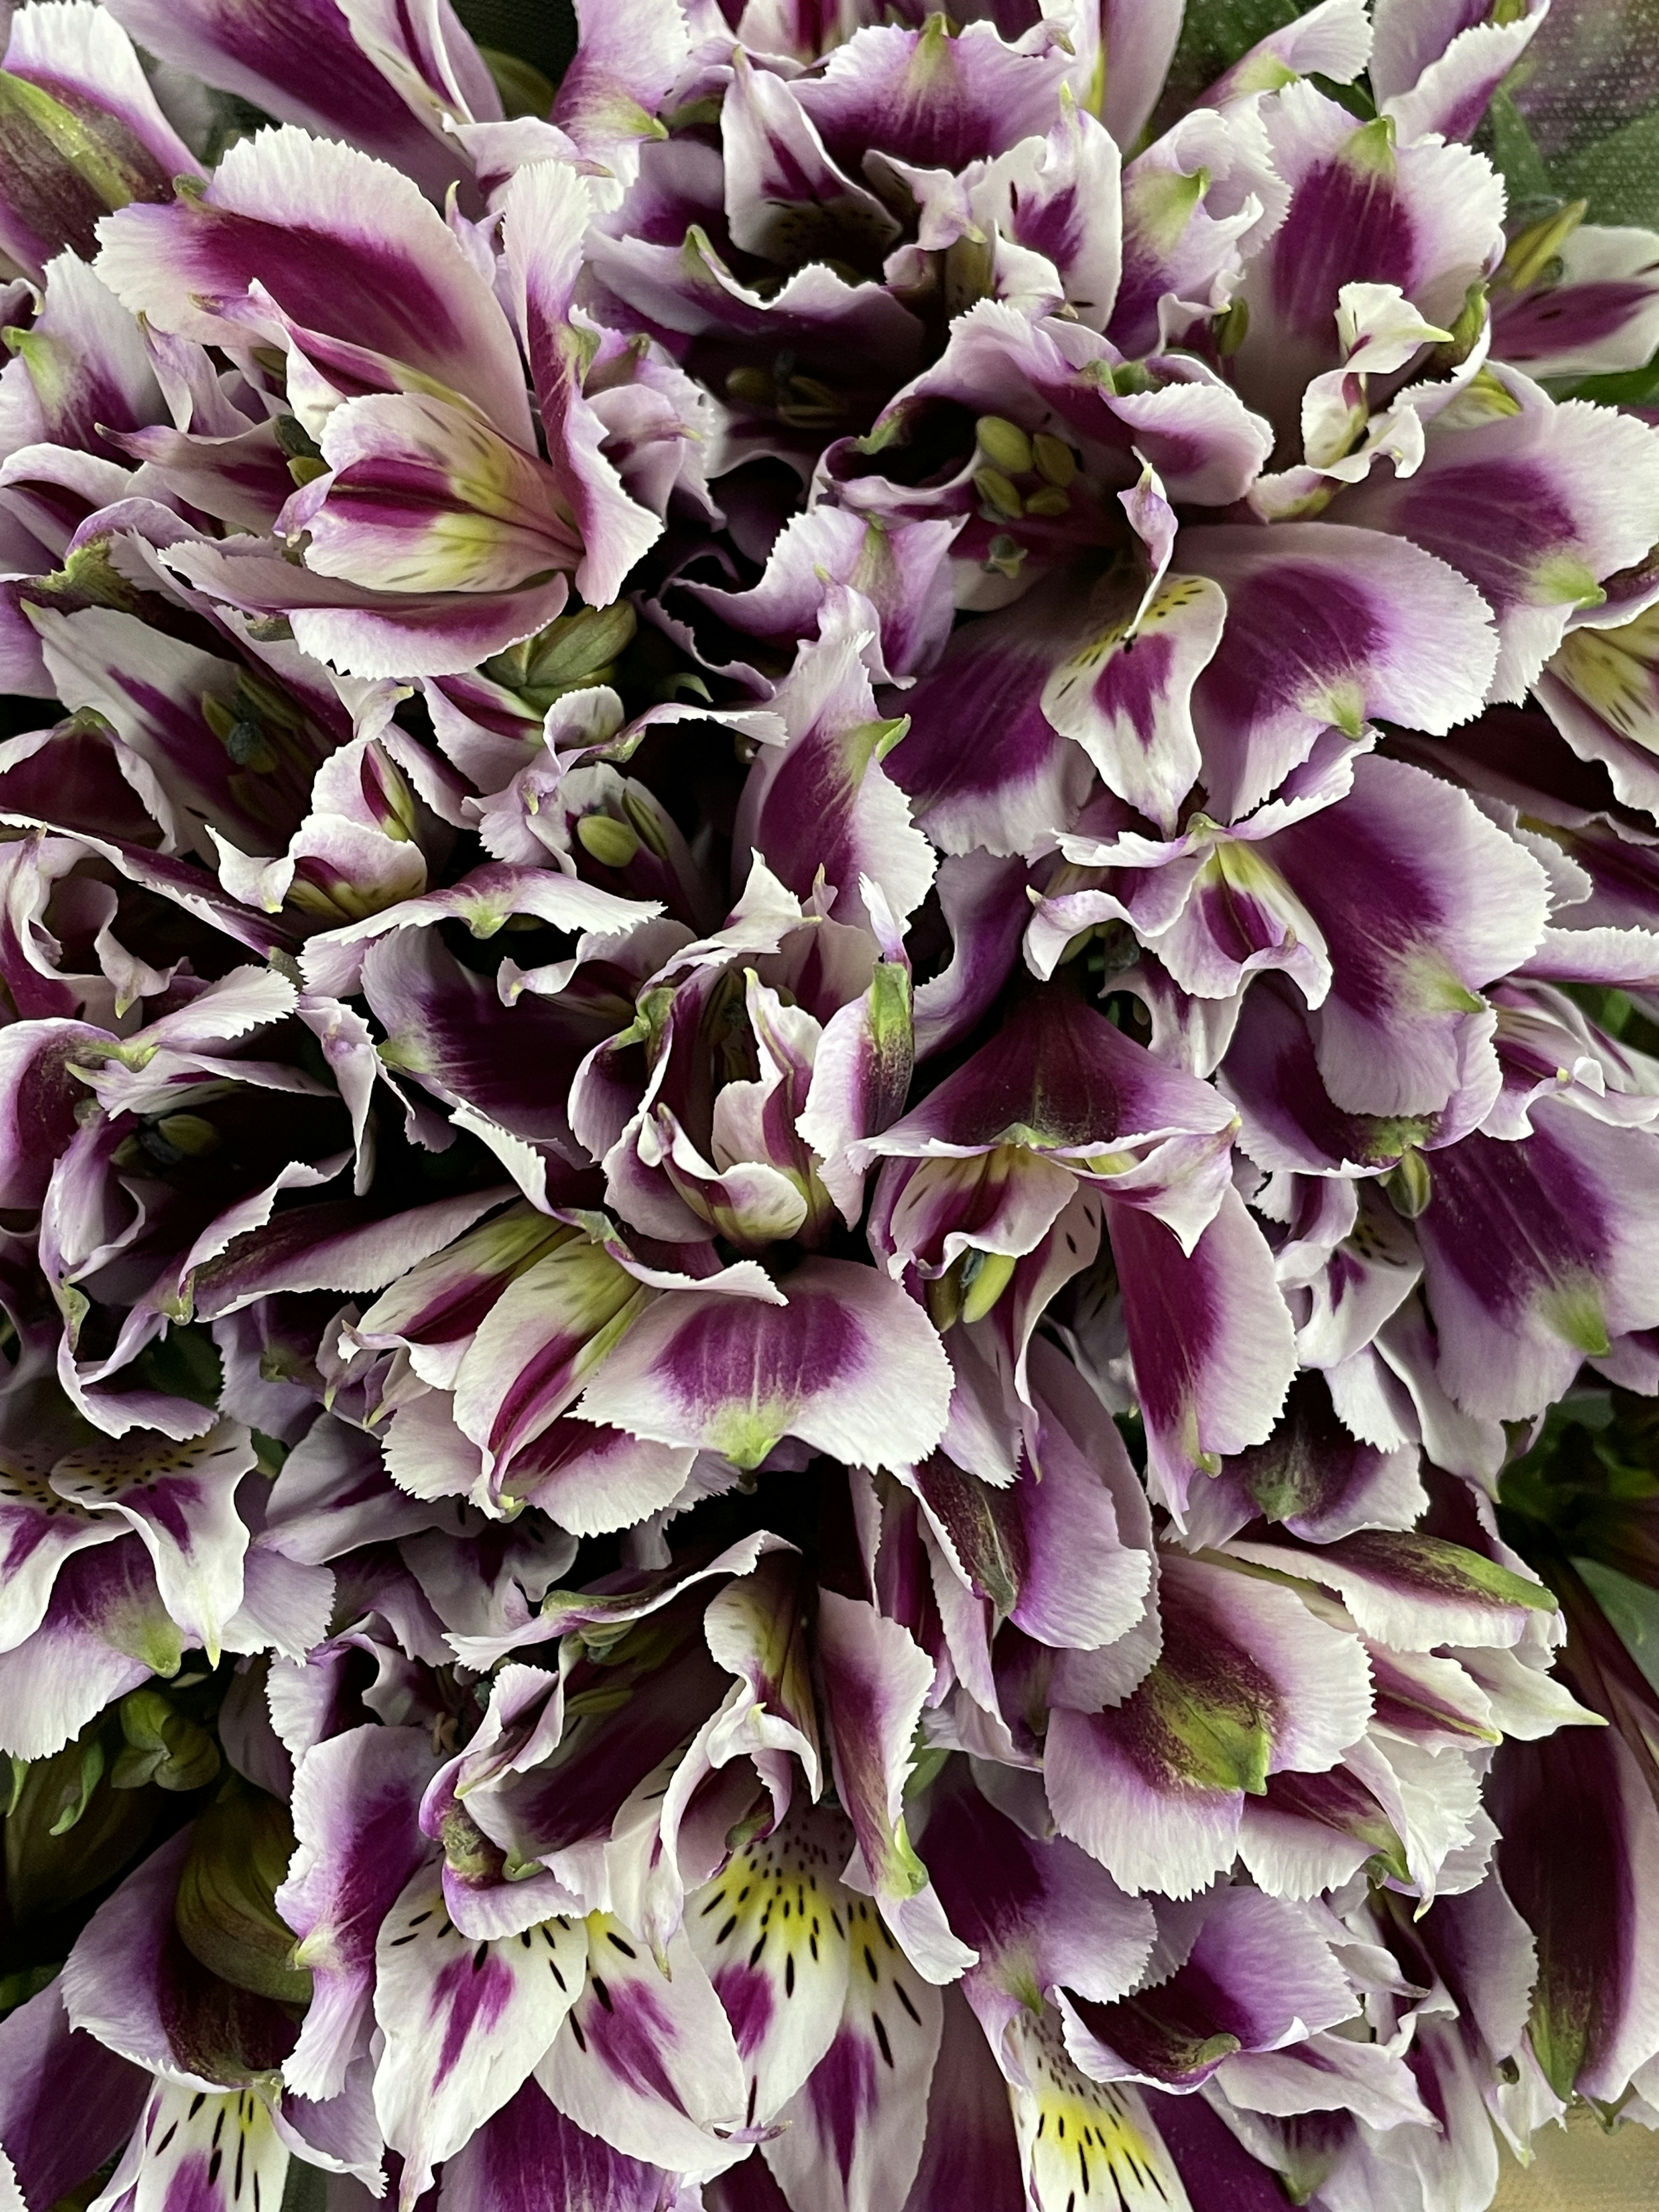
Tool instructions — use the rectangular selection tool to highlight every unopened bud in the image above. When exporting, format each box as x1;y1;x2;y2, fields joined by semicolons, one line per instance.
112;1686;220;1793
960;1247;1017;1326
1384;1146;1433;1219
577;812;642;869
1214;297;1250;356
175;1785;313;2004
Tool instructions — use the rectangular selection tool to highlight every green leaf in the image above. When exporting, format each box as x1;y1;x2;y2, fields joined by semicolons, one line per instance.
1487;87;1554;207
1555;100;1659;228
449;0;575;87
1565;350;1659;407
1575;1556;1659;1698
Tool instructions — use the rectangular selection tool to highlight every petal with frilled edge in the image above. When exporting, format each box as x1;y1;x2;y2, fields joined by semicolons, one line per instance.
49;1421;257;1663
356;928;596;1163
760;1888;944;2212
95;128;532;440
1110;102;1287;362
1237;80;1502;402
436;2078;664;2212
445;1229;652;1488
26;606;327;869
372;1869;588;2205
791;17;1072;175
574;1259;951;1475
552;0;689;171
1414;1103;1659;1421
921;1761;1153;2067
301;858;655;999
2;250;168;461
915;1338;1151;1653
1266;752;1549;1116
536;1923;748;2174
857;986;1238;1250
101;0;480;198
1108;1186;1297;1520
721;48;898;268
1372;0;1547;142
1333;371;1659;702
1183;1368;1426;1551
883;594;1093;860
736;590;935;932
1046;1554;1373;1898
1179;520;1497;821
276;1723;439;2101
446;1532;788;1671
1059;1886;1356;2091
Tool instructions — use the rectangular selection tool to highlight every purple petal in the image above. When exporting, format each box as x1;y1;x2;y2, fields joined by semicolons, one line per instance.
0;1981;147;2212
1180;520;1498;821
372;1872;588;2203
921;1760;1154;2065
436;2079;664;2212
97;127;532;444
1109;1187;1297;1520
1332;375;1659;702
1061;1886;1355;2090
0;1539;174;1760
758;1888;944;2212
687;1802;856;2126
1415;1102;1659;1420
49;1421;257;1662
276;1723;440;2101
534;1924;747;2174
1046;1553;1373;1897
574;1259;952;1475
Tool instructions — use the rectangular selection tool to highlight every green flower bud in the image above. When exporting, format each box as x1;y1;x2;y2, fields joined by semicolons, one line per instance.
175;1786;314;2005
576;812;642;869
5;1726;159;1918
486;604;639;709
112;1686;221;1793
1384;1146;1433;1220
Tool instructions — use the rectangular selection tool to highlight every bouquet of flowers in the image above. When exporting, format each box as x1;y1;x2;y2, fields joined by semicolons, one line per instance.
2;0;1659;2207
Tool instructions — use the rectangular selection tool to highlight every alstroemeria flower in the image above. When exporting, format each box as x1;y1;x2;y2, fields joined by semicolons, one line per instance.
3;1;1658;2208
97;141;667;676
